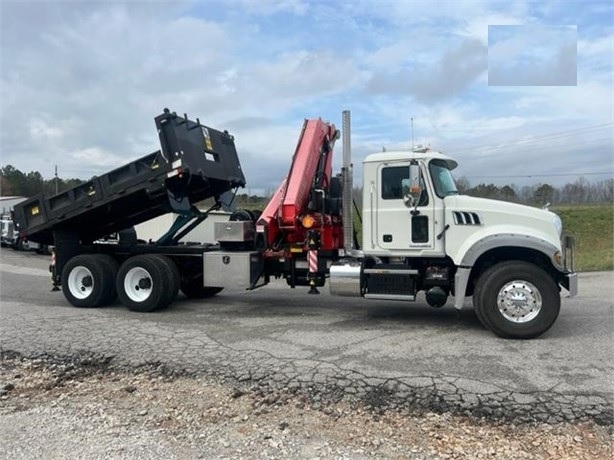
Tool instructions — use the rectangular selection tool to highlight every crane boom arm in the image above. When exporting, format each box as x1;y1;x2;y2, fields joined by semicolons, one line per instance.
256;118;340;251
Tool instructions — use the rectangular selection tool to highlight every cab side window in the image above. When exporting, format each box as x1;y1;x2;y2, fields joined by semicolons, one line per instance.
381;167;406;199
381;166;429;205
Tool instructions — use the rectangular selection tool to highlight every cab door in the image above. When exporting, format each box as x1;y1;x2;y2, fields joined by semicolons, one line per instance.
374;163;436;254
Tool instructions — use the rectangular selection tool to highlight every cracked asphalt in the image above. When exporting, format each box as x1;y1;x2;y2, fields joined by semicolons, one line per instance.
0;250;612;425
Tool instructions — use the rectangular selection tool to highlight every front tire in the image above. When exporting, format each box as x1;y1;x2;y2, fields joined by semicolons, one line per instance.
474;261;560;339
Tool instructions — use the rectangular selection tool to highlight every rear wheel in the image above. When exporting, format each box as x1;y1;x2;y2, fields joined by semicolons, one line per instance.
14;237;24;251
36;245;51;255
117;255;173;312
62;254;115;308
474;261;560;339
96;254;119;305
149;255;180;309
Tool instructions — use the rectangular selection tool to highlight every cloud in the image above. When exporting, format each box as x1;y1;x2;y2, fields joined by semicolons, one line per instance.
578;33;614;79
460;11;527;42
226;0;308;16
488;25;577;86
0;2;237;169
29;119;64;141
366;38;487;103
71;147;127;170
242;50;363;103
0;0;611;194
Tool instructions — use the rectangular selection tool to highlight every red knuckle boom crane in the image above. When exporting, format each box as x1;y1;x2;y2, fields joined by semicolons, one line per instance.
255;118;343;292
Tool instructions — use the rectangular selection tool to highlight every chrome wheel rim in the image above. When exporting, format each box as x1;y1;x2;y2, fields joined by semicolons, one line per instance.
124;267;152;302
67;266;94;300
497;280;542;323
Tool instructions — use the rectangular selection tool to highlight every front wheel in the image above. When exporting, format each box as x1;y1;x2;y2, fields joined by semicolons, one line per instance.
474;261;560;339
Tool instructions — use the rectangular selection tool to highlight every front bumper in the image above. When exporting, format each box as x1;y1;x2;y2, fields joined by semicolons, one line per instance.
561;234;577;297
565;272;578;297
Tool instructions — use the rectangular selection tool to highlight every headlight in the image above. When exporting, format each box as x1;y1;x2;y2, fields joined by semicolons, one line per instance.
552;213;563;237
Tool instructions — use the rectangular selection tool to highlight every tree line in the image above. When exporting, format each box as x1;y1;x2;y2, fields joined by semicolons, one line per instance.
455;176;613;205
1;164;612;206
0;165;84;197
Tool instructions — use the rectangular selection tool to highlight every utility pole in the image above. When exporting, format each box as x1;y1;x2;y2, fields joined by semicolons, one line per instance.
55;165;58;194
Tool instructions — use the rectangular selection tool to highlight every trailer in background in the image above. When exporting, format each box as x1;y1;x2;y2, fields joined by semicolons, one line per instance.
0;197;49;252
0;196;27;216
134;210;231;245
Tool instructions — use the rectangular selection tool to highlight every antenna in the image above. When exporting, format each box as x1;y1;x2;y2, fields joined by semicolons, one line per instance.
411;117;414;151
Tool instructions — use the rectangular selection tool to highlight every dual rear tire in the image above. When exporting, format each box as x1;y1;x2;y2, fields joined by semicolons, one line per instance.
62;254;118;308
116;255;179;312
62;254;181;312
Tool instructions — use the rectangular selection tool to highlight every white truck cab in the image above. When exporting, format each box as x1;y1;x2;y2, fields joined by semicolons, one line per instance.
332;148;577;339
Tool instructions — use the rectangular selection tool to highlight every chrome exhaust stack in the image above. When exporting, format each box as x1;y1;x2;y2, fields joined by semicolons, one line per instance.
341;110;353;254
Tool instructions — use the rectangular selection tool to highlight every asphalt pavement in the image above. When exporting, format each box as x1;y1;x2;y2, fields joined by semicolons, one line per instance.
0;249;612;424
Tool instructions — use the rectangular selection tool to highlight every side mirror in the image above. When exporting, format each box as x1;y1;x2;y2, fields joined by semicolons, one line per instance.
402;162;422;208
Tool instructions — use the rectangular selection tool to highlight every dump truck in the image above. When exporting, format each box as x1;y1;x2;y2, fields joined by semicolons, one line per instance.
14;109;577;339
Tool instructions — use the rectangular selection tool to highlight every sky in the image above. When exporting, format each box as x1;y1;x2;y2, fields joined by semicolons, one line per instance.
0;0;612;195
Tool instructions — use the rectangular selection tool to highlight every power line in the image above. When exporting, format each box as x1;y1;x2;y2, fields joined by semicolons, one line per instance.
474;123;610;144
452;123;613;154
462;171;614;179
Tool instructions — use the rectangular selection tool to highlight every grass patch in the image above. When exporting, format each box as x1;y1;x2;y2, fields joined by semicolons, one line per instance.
554;204;613;272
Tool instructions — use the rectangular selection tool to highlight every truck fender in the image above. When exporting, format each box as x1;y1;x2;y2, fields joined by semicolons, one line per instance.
459;233;559;267
452;234;560;310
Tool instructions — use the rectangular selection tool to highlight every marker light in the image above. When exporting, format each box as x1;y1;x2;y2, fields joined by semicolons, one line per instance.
301;215;316;229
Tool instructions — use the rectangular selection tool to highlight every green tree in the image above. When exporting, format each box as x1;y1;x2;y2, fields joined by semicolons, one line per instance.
24;171;44;196
533;183;555;205
500;185;517;202
0;172;15;196
0;165;85;197
468;183;500;199
1;165;26;195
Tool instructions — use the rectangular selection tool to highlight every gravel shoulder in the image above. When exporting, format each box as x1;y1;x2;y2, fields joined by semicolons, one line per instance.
1;352;612;460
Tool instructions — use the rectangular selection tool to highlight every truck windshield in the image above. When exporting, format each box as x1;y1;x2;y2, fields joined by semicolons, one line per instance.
429;159;459;198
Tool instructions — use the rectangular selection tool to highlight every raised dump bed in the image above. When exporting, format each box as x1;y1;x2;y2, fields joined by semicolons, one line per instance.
14;109;246;245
